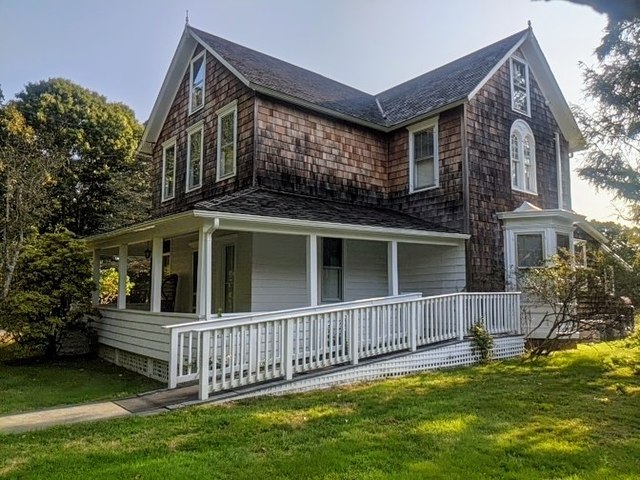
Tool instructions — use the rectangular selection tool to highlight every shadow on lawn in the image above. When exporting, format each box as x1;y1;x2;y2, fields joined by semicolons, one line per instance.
1;345;639;479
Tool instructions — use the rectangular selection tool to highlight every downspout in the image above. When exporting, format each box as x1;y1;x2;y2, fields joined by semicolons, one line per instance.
461;103;472;291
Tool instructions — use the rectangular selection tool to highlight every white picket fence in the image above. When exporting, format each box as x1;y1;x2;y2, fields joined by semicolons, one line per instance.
165;292;521;400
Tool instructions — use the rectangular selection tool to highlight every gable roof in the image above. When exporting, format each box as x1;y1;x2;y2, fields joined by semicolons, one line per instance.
140;26;584;155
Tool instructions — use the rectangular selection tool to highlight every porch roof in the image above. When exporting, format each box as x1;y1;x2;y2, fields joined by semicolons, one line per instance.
194;188;459;234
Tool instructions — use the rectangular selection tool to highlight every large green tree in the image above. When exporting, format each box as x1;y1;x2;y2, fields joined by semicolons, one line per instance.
14;78;148;236
577;18;640;220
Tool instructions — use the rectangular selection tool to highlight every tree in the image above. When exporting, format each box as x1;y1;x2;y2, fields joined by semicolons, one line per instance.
13;78;148;236
536;1;640;22
0;231;97;357
589;220;640;304
576;18;640;221
520;253;634;356
0;98;61;298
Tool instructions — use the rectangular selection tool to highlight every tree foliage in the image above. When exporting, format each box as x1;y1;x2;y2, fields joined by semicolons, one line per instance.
577;18;640;220
0;98;61;298
520;253;634;356
13;78;148;235
0;231;97;357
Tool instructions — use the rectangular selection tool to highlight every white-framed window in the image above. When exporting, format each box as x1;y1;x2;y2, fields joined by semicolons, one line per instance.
186;122;204;192
161;138;177;202
510;57;530;116
510;120;537;194
216;102;237;181
516;233;544;270
408;117;439;192
321;238;343;302
189;51;206;114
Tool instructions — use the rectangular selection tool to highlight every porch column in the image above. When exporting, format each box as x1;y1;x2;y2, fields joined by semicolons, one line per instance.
196;221;216;317
150;236;163;312
92;249;101;306
307;234;319;306
387;240;399;296
117;244;128;309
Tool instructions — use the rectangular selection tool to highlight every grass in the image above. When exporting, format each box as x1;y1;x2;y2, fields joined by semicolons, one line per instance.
1;337;639;479
0;342;162;415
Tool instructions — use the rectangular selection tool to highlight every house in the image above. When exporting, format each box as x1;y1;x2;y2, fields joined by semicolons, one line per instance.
87;24;603;397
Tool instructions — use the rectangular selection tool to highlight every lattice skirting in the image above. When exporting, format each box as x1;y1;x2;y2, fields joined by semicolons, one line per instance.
98;345;169;383
229;335;525;401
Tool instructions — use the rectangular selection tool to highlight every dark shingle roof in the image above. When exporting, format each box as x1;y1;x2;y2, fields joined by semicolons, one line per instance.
189;27;386;124
376;30;528;125
194;188;460;234
189;26;527;128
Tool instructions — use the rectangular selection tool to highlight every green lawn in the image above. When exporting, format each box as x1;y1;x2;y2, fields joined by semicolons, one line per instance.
1;337;639;479
0;342;162;415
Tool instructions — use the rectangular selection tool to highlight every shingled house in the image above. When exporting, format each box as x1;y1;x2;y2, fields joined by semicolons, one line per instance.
87;25;602;391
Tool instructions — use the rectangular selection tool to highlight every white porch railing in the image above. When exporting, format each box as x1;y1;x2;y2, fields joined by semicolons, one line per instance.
166;292;521;399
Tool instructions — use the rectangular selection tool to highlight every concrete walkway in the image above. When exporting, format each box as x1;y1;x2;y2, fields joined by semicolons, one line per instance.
0;385;198;434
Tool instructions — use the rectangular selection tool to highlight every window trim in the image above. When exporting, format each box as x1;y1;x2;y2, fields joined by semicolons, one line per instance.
189;51;206;115
185;121;204;193
510;120;537;195
510;56;531;117
161;137;177;202
216;101;238;182
407;116;439;193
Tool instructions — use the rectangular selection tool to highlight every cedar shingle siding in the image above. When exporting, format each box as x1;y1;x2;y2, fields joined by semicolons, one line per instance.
150;31;573;293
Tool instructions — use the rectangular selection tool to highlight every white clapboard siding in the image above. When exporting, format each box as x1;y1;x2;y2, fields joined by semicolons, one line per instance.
95;308;198;362
344;240;388;301
251;233;309;311
398;243;466;296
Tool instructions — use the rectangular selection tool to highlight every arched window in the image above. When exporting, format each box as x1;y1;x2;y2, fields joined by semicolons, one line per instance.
510;120;536;194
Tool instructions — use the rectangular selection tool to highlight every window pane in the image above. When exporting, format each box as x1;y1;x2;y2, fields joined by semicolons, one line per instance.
221;145;235;176
556;233;571;259
415;158;435;188
322;268;342;301
164;145;175;198
513;89;527;112
322;238;342;267
511;134;520;187
517;234;543;268
189;130;202;188
414;129;433;160
221;112;234;144
191;56;205;109
513;60;526;89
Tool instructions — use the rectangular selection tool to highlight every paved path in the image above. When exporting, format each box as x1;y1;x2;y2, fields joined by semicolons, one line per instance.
0;385;198;434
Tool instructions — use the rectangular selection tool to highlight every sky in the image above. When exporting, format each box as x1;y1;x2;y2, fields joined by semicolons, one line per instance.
0;0;628;224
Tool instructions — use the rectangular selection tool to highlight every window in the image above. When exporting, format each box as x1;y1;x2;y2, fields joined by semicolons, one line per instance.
574;240;587;267
186;123;204;192
516;234;544;269
189;52;206;114
510;57;530;115
408;117;439;192
216;102;237;180
321;238;343;302
161;139;176;201
556;233;571;259
510;120;536;194
223;244;236;312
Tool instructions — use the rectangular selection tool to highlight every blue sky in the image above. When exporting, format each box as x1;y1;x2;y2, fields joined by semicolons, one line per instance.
0;0;626;223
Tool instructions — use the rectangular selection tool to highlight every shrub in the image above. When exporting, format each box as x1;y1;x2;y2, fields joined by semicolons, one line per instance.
470;321;494;363
0;231;97;357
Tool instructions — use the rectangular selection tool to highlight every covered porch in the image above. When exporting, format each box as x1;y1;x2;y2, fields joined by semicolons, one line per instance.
87;206;471;381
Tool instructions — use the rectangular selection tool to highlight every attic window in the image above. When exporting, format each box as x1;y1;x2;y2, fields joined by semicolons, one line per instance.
408;117;439;192
510;57;530;116
161;138;176;202
189;52;206;114
186;122;204;192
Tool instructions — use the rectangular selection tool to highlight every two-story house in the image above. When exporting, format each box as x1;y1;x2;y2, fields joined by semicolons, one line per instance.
88;24;604;387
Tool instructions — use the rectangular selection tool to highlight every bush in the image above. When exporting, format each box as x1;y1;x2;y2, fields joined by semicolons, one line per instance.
0;231;97;357
470;321;494;363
